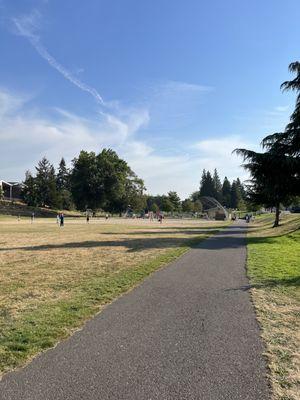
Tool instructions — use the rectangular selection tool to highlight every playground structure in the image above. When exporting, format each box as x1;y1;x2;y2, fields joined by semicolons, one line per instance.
0;180;23;201
200;196;229;220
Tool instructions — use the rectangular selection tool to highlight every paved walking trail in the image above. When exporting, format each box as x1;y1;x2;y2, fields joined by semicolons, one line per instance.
0;222;270;400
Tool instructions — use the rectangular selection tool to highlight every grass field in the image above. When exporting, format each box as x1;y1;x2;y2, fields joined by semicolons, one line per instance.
247;214;300;400
0;216;227;376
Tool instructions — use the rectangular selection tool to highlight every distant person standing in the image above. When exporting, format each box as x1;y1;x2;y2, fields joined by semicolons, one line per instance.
86;214;90;223
60;213;64;227
56;214;60;224
31;212;35;223
105;214;109;220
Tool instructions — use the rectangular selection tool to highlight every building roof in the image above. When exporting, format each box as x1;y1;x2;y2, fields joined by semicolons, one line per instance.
0;180;22;186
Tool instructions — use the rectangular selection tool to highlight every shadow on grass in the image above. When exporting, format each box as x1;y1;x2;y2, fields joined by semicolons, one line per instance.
0;225;247;252
135;225;225;230
0;237;206;253
247;226;299;238
1;223;298;253
101;229;220;236
225;275;300;292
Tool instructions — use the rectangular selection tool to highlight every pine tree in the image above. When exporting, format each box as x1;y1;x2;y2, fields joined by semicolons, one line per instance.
222;177;231;207
235;62;300;227
22;171;38;206
35;157;59;208
56;158;70;191
56;158;73;210
235;178;246;209
213;168;222;202
200;170;215;197
230;180;243;209
0;185;4;201
236;178;246;200
168;191;181;211
190;191;200;202
199;169;206;194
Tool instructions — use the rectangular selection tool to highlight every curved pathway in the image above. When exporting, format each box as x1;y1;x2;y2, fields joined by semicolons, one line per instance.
0;222;270;399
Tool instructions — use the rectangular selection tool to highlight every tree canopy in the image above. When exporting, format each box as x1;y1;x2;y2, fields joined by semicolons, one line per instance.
235;61;300;226
21;149;145;213
198;169;246;210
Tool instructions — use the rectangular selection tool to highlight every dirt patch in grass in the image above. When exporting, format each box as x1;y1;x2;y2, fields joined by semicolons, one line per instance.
247;214;300;400
0;217;226;376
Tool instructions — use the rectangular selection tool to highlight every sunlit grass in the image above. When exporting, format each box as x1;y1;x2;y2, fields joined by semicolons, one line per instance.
0;217;227;375
247;214;300;400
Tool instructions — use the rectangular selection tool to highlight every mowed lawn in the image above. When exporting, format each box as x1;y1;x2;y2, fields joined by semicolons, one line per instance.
247;214;300;400
0;217;226;375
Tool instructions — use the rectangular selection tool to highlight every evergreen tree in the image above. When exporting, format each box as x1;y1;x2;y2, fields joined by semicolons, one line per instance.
222;177;231;207
263;62;300;158
190;191;200;202
56;158;73;210
200;169;206;190
212;168;222;202
230;180;242;209
235;62;300;227
22;171;38;206
200;170;215;197
35;158;59;208
56;158;70;191
234;148;297;226
236;178;246;209
168;191;181;211
236;178;246;200
0;185;4;201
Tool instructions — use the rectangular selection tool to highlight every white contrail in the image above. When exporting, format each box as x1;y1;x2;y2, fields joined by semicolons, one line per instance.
13;16;104;105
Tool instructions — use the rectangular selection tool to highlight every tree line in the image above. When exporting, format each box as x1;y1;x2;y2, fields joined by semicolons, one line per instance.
22;149;146;214
235;62;300;227
197;169;246;209
21;149;246;215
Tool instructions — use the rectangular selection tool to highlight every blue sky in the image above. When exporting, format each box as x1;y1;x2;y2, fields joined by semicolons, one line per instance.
0;0;299;197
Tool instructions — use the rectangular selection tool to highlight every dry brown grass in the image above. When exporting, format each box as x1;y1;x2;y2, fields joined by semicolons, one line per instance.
0;216;226;374
247;214;300;400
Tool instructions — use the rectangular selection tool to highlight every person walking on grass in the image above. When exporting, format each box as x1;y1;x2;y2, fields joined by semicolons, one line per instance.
86;214;90;223
59;213;64;227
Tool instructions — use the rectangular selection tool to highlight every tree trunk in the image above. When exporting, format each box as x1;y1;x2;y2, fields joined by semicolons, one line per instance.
273;203;280;227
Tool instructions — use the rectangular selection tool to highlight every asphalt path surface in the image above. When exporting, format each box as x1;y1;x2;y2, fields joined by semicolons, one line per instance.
0;222;270;399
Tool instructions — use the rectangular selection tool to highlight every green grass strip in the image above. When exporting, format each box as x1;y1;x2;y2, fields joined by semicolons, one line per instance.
0;233;213;375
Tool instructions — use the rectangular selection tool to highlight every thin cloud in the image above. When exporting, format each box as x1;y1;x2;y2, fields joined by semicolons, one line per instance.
0;88;150;179
162;81;213;93
0;88;253;198
274;105;289;112
12;11;104;105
